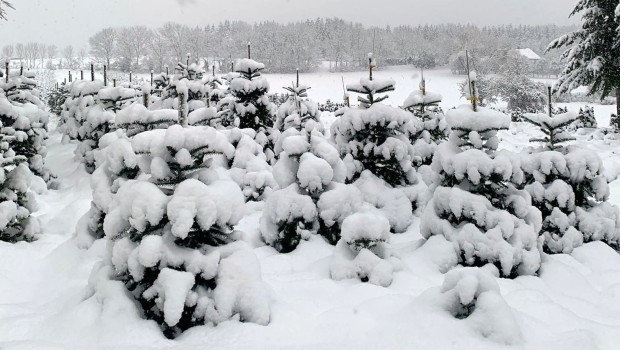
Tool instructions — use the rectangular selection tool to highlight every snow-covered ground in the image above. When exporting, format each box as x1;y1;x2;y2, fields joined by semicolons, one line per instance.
2;70;620;350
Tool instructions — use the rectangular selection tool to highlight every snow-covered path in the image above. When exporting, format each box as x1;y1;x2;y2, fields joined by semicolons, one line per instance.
1;120;620;349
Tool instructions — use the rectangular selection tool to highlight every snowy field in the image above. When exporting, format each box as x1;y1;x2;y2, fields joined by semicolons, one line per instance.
1;68;620;350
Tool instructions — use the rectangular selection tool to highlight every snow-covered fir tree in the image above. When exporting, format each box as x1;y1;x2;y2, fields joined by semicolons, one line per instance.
522;106;620;253
0;93;40;242
1;71;53;183
402;74;450;169
73;85;139;173
261;120;347;251
219;57;277;162
421;75;542;277
274;70;321;132
332;55;417;187
47;83;70;116
150;63;208;113
573;105;597;130
87;119;271;337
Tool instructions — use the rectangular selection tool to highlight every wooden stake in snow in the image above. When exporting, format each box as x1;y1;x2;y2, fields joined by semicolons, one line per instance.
129;71;133;83
103;65;107;86
178;91;188;127
165;64;169;76
212;64;215;77
465;50;477;112
4;60;8;83
91;64;95;81
20;65;23;76
143;88;150;108
150;70;154;86
342;76;349;107
186;53;190;68
547;86;553;118
248;42;251;59
80;70;84;80
68;71;72;83
113;79;116;87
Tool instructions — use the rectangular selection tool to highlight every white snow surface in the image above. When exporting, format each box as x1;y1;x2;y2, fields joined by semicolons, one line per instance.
2;71;620;350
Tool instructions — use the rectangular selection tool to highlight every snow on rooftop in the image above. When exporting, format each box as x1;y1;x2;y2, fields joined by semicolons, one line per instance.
516;48;542;60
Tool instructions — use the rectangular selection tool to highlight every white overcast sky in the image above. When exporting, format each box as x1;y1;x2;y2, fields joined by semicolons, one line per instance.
1;0;579;49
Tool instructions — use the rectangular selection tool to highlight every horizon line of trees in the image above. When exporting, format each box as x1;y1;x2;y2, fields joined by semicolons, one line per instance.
2;18;576;75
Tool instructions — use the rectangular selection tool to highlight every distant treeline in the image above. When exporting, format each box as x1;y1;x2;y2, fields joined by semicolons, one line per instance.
2;18;575;74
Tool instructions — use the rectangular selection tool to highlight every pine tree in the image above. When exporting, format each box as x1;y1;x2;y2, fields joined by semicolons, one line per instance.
547;0;620;116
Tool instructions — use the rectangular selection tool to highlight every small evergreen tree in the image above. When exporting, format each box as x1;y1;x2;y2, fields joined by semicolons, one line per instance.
522;100;620;253
262;121;347;250
421;74;542;278
403;75;450;167
274;70;320;132
333;53;418;186
0;94;40;242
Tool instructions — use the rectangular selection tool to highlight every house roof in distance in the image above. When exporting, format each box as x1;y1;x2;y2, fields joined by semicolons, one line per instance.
515;48;542;60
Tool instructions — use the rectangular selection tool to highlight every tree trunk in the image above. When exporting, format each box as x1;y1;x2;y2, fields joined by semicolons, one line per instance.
617;87;620;116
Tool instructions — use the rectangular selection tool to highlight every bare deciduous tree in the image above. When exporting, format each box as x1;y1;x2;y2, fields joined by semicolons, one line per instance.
63;45;74;69
89;28;116;68
47;45;57;68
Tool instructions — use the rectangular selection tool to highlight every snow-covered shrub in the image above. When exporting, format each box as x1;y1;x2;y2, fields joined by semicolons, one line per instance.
262;121;347;248
521;111;620;253
260;184;318;253
329;212;395;287
402;79;450;168
433;267;522;344
90;124;270;338
421;105;542;278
